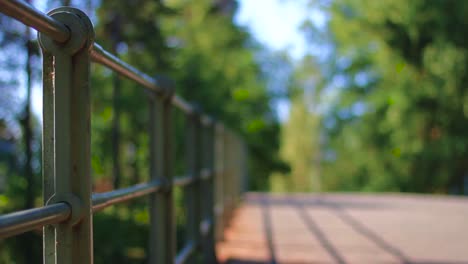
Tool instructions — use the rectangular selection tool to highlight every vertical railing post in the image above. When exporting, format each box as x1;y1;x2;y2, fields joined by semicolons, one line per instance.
224;131;232;222
149;81;175;264
231;134;236;211
229;133;238;205
186;106;202;261
214;124;225;242
42;39;55;264
231;134;236;205
241;140;248;195
201;117;217;262
234;135;241;203
223;131;228;222
39;7;94;264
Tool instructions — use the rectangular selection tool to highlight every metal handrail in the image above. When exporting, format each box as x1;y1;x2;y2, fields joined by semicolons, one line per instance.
0;1;247;263
0;0;70;42
92;180;164;212
173;174;196;187
90;43;194;114
0;203;71;238
174;240;196;264
90;43;165;95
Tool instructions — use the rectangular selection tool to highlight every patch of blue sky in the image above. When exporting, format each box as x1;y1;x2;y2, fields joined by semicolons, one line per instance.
235;0;329;121
235;0;327;61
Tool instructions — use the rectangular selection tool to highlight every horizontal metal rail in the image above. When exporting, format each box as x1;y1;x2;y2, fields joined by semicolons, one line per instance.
92;180;163;212
173;169;212;187
175;240;196;264
90;44;194;114
90;44;164;95
0;0;70;43
173;174;196;187
0;203;71;239
172;95;194;114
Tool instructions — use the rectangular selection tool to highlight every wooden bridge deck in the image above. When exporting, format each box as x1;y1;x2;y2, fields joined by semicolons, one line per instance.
216;193;468;264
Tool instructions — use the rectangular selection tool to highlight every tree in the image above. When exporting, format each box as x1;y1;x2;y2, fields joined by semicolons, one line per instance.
313;0;468;193
271;55;323;192
160;0;284;190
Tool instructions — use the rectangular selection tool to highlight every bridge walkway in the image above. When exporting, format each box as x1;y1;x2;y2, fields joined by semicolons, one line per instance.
217;193;468;264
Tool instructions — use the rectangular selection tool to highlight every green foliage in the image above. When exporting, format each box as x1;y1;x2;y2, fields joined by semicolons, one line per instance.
271;56;323;192
93;206;149;264
158;0;283;190
316;0;468;193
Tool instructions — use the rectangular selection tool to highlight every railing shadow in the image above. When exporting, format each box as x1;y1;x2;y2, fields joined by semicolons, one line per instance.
261;195;278;264
294;202;347;264
329;203;410;263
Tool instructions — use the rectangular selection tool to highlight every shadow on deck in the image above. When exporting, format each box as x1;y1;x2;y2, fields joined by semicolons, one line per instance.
217;193;468;264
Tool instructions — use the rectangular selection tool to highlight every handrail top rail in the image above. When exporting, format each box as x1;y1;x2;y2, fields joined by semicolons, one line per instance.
0;0;220;121
0;0;70;42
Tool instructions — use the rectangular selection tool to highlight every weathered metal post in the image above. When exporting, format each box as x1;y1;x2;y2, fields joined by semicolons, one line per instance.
232;135;237;205
241;140;248;195
201;117;218;262
231;134;237;206
234;135;241;203
148;79;175;264
38;7;94;264
186;106;202;261
224;131;232;223
214;124;225;241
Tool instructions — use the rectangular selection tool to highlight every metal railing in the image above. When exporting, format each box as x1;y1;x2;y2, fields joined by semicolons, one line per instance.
0;1;247;263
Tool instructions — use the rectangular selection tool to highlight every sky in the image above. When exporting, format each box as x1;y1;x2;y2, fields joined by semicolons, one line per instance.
234;0;327;121
235;0;326;60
